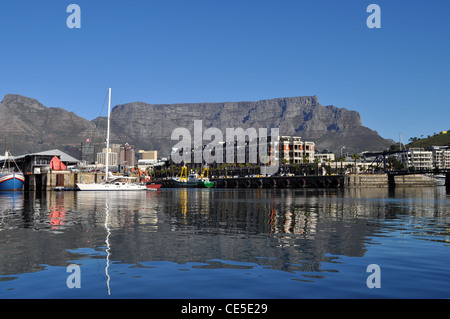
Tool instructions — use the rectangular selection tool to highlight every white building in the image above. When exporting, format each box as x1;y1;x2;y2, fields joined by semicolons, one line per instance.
280;136;315;164
400;148;433;170
431;146;450;169
314;152;335;163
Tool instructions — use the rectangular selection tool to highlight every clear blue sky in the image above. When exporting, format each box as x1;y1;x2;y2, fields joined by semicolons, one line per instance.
0;0;449;143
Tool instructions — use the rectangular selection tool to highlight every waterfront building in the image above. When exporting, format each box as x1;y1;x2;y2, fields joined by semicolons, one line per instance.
137;150;160;172
171;134;316;171
96;148;118;166
314;152;335;163
139;150;158;162
431;146;450;169
11;149;80;174
81;141;104;163
400;148;433;170
119;143;135;167
94;143;136;167
279;136;315;164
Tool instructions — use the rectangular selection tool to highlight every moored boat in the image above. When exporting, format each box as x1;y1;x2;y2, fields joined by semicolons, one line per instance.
172;166;205;188
173;174;204;188
0;171;25;191
77;175;147;191
145;181;162;191
0;151;24;191
76;88;146;191
200;167;214;188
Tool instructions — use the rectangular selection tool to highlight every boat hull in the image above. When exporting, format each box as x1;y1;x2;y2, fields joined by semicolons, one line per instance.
76;183;147;191
0;172;25;191
172;180;204;188
146;183;162;191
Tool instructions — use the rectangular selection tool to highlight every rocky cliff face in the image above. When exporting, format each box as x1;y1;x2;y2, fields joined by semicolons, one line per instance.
107;95;392;156
0;94;392;157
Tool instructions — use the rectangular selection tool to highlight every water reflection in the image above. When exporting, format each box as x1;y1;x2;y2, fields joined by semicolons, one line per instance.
1;187;450;297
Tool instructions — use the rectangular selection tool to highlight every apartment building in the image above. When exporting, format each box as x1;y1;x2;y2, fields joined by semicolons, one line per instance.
280;136;315;164
400;148;433;170
431;146;450;169
96;148;119;166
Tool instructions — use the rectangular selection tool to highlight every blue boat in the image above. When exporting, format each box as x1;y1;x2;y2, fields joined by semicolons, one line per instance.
0;171;25;191
0;151;24;191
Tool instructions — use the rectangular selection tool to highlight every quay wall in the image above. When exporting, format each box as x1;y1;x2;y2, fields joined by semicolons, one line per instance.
345;174;388;187
23;172;440;190
393;174;436;187
345;174;436;187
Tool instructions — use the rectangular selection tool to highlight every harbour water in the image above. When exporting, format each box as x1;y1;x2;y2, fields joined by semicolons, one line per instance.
1;187;450;300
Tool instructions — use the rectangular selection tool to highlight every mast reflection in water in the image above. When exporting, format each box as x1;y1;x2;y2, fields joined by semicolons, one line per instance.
1;187;450;298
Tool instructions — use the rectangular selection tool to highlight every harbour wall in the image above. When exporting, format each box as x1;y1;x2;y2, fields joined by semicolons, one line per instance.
24;172;444;190
345;174;436;188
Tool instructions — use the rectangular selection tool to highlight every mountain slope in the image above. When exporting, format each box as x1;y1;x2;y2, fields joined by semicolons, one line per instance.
406;131;450;149
1;94;393;157
105;95;392;156
0;94;96;155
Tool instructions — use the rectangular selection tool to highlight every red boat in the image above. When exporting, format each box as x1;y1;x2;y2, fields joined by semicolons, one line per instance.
146;183;161;190
141;178;162;191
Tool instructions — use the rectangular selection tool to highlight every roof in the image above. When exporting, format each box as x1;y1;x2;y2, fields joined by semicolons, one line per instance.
14;149;80;163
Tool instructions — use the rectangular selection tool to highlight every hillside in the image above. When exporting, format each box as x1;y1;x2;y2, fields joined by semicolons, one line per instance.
406;131;450;149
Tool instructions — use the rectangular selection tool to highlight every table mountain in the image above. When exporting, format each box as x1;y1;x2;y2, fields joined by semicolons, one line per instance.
106;95;392;156
1;94;392;158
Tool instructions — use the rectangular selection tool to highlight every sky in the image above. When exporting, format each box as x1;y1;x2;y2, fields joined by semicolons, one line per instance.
0;0;449;144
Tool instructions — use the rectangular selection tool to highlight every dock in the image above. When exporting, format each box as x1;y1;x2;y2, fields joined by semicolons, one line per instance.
21;170;450;191
162;175;343;188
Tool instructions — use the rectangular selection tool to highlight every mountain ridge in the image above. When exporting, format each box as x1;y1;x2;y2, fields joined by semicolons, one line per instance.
1;93;393;158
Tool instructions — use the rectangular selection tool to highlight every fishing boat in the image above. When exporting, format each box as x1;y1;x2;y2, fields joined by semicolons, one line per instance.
76;88;146;191
201;167;214;188
172;166;214;188
0;150;25;191
172;166;204;188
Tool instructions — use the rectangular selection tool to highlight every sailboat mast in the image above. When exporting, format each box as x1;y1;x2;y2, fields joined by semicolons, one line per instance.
105;87;111;182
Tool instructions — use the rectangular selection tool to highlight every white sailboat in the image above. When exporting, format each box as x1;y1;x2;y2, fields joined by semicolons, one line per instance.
76;88;146;191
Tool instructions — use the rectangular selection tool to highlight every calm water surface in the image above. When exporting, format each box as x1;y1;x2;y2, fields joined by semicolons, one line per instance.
1;187;449;299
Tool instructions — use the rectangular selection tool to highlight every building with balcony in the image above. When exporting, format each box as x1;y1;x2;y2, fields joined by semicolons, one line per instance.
400;148;433;170
280;136;315;164
431;146;450;169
